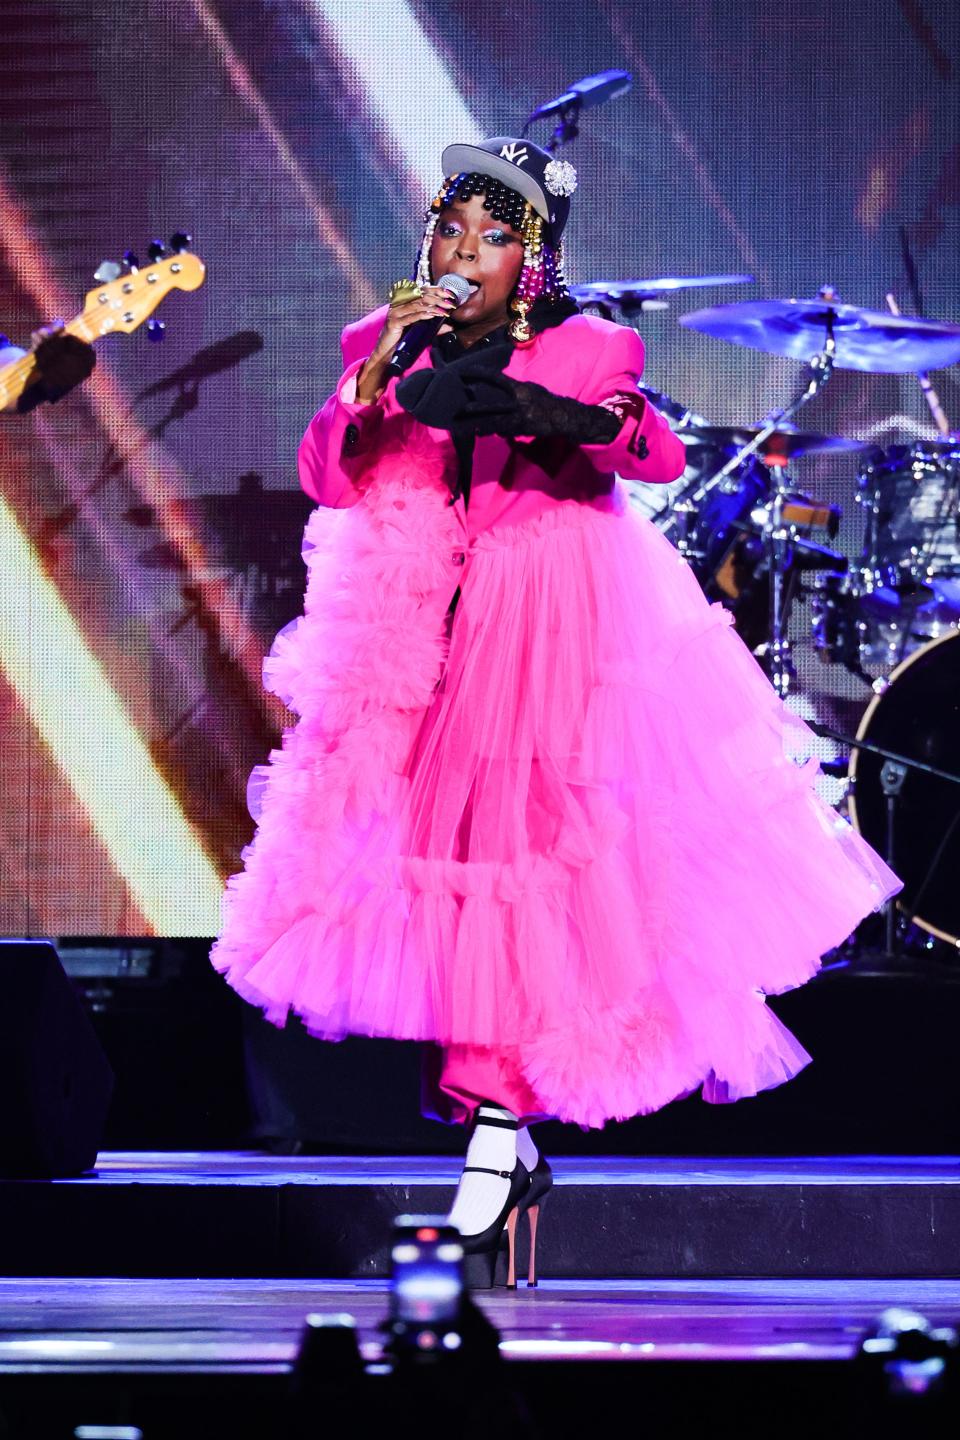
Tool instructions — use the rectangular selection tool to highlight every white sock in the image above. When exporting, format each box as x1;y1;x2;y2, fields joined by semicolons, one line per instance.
516;1124;539;1172
448;1104;518;1239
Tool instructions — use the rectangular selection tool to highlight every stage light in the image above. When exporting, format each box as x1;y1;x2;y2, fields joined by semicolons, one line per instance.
306;2;482;194
74;1429;143;1440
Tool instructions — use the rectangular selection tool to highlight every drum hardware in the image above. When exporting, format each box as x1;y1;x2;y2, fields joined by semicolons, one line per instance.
877;760;910;959
813;437;960;680
809;695;960;967
641;398;847;657
764;462;803;697
781;498;840;536
811;572;960;684
663;356;843;552
625;284;960;699
889;225;955;436
669;308;839;696
780;536;846;573
679;286;960;689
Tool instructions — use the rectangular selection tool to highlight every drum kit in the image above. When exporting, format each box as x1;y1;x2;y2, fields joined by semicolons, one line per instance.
573;276;960;957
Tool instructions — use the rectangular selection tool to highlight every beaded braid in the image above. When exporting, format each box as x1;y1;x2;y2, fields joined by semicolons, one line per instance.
414;172;569;341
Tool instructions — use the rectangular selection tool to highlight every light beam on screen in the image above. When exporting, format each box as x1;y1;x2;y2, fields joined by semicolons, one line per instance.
30;412;252;803
0;495;223;935
186;0;376;312
306;1;482;193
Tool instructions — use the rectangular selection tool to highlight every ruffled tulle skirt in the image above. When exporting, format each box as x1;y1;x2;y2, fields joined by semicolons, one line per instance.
211;470;899;1128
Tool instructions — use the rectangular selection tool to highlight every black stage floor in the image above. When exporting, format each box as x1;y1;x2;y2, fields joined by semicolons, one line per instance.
2;1151;957;1279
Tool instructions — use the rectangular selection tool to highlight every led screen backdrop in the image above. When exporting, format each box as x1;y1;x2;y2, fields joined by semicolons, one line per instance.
1;0;958;937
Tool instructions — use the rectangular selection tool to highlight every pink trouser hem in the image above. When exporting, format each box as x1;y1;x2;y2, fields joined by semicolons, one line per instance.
422;1043;552;1126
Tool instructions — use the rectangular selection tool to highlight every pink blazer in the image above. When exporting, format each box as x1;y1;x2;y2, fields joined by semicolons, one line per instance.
298;307;685;533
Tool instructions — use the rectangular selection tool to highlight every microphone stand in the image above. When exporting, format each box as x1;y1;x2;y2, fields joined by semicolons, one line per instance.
545;100;580;153
523;98;581;152
807;719;960;977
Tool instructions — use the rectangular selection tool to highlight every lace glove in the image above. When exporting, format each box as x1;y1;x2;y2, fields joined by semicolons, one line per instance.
455;371;623;444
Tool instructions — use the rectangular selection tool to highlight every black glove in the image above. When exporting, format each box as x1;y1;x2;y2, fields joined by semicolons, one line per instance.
18;335;96;412
395;341;514;434
455;372;623;444
395;362;472;433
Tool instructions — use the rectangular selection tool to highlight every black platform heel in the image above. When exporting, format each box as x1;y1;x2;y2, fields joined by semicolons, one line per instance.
509;1156;553;1289
458;1160;532;1290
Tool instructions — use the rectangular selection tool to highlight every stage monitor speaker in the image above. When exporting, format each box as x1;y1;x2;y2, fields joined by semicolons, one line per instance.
0;939;114;1177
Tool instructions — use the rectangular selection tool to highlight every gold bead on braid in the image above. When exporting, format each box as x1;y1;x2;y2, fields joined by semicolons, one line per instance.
519;206;543;268
509;202;545;343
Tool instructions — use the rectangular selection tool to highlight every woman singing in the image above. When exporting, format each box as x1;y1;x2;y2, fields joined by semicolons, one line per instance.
211;137;898;1286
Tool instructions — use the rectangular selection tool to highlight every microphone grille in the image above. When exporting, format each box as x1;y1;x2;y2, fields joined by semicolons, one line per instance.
437;273;472;306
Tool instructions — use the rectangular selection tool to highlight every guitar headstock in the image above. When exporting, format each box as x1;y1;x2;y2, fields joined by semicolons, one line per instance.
82;250;205;337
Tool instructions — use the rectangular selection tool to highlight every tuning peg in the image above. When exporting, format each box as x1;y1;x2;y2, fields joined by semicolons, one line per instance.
94;259;122;283
147;239;167;262
147;319;166;343
169;231;192;253
124;249;140;272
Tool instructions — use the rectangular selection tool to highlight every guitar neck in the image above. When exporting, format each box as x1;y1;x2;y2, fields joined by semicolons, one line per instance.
62;309;99;344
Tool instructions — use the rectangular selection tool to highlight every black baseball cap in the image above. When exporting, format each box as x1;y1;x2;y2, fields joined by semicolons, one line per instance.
440;136;577;242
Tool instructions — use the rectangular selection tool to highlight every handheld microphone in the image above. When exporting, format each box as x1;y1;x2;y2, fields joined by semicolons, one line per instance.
387;273;473;377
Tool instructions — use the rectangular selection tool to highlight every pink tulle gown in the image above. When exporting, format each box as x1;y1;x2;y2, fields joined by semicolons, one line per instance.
210;313;900;1129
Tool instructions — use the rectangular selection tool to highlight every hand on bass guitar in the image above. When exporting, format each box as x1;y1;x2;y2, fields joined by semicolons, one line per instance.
0;239;206;414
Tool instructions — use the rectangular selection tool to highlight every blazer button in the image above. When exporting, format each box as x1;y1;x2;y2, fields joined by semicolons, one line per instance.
344;422;360;450
454;552;466;565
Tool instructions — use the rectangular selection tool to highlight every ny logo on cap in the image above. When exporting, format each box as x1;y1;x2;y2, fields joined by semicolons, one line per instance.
499;142;529;167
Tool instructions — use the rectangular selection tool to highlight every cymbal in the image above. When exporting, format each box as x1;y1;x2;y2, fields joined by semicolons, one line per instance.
683;423;871;458
572;274;754;306
638;383;708;428
679;298;960;373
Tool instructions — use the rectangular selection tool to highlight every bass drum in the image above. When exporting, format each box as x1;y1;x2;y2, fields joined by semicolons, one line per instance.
849;630;960;945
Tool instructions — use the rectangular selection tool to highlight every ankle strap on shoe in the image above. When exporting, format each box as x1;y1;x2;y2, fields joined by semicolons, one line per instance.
474;1113;518;1131
463;1165;515;1179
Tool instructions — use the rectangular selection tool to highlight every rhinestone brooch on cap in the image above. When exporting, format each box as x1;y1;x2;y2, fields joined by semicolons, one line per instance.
543;159;577;197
